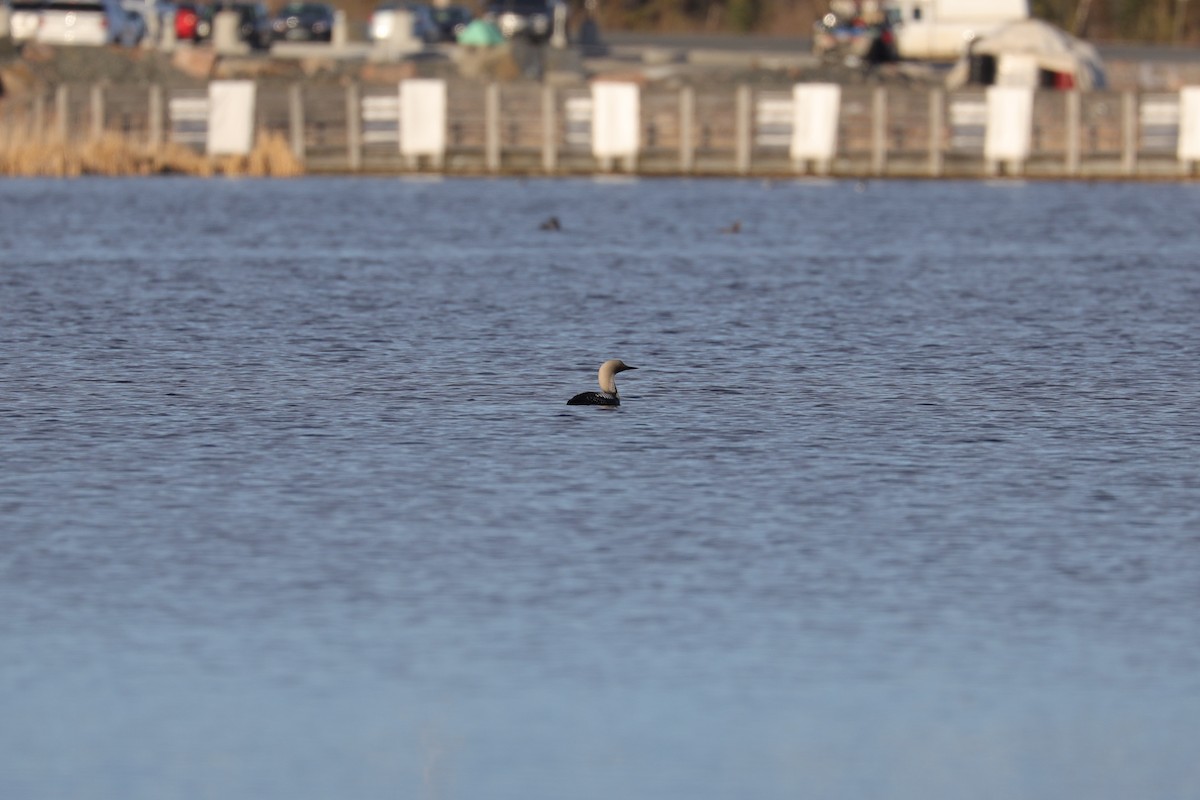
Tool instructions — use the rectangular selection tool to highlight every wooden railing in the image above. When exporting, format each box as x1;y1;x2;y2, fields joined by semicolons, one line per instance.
5;80;1200;178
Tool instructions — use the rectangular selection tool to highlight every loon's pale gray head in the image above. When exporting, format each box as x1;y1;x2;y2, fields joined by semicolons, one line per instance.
598;359;636;396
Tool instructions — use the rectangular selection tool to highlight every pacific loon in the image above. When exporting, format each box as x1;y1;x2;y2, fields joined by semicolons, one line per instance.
567;359;637;406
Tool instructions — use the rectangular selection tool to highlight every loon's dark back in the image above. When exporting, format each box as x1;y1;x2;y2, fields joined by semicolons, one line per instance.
567;392;619;406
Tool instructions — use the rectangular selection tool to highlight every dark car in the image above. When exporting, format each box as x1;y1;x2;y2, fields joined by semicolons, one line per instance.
429;3;471;42
484;0;556;43
271;1;334;42
227;2;271;48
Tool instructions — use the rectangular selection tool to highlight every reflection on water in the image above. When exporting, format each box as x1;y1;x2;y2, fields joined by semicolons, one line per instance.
1;177;1199;799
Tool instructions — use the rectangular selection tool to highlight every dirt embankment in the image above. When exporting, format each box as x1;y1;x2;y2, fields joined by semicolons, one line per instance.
2;43;201;97
0;42;443;99
1;38;942;102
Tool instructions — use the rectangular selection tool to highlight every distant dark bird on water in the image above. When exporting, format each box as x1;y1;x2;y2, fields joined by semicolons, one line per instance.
567;359;638;406
721;221;741;234
540;216;561;231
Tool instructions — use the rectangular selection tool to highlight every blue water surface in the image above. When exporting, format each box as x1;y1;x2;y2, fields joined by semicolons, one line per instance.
1;176;1198;800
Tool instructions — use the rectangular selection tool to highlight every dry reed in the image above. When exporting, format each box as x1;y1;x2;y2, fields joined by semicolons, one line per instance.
0;121;304;178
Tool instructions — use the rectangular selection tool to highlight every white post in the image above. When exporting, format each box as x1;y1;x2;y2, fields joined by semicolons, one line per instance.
871;86;887;176
486;83;501;172
542;85;557;173
1065;90;1081;176
735;85;752;174
1175;86;1200;175
680;86;694;174
207;81;256;156
333;9;347;47
212;10;247;55
791;83;841;175
160;11;177;52
399;78;447;169
56;84;69;142
1122;90;1137;176
289;83;305;161
591;82;640;172
929;88;944;177
346;83;362;171
984;86;1033;176
90;83;104;141
378;9;419;56
550;1;568;48
148;84;163;147
142;3;161;46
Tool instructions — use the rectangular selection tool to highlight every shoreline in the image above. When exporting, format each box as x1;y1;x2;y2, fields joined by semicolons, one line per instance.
5;40;1200;181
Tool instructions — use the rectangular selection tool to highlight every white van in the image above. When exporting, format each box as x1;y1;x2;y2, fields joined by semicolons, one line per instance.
36;0;143;45
884;0;1028;61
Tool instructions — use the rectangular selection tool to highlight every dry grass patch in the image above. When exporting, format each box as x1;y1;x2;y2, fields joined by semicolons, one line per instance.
0;123;303;177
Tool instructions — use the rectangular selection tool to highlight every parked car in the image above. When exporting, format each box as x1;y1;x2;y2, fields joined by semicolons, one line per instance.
8;0;45;42
368;2;437;44
36;0;143;45
235;2;271;47
270;1;334;42
174;0;200;38
428;3;471;42
198;1;271;48
121;0;175;43
483;0;557;43
812;10;898;67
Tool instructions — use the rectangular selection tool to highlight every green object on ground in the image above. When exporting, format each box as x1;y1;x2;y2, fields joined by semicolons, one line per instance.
457;19;505;47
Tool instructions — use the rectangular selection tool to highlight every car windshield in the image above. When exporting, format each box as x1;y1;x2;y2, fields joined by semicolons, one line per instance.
12;1;44;9
44;1;105;9
490;0;547;12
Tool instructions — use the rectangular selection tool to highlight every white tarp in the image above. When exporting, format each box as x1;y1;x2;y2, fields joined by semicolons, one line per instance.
1177;87;1200;162
984;86;1033;162
791;83;841;162
591;82;640;159
207;81;255;156
947;19;1107;91
399;79;447;158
